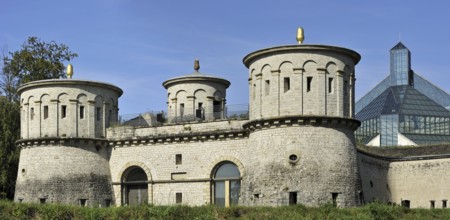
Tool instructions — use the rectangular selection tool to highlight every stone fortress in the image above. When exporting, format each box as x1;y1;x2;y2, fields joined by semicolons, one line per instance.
14;30;450;209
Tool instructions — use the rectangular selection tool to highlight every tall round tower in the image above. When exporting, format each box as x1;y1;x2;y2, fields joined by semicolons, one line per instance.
15;78;122;206
241;43;362;207
163;60;230;123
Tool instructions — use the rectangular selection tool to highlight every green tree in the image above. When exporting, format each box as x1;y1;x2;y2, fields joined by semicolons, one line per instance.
0;37;77;199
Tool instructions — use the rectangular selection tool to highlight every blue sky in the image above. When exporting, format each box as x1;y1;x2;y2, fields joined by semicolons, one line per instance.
1;0;450;115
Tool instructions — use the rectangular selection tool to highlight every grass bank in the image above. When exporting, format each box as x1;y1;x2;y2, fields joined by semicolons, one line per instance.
1;200;449;220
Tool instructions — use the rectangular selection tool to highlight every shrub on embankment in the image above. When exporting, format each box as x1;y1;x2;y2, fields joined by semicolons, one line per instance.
1;200;450;220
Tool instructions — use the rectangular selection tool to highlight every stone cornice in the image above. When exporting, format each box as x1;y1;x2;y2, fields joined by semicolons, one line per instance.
243;115;360;131
109;129;248;147
357;148;450;162
16;137;108;148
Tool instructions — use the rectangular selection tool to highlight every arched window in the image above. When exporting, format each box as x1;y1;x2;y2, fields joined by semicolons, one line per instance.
121;166;148;206
212;162;241;207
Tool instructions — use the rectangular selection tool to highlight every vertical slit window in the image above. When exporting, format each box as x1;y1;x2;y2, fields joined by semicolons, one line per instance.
443;200;447;208
265;80;270;96
96;107;101;121
80;106;84;119
328;77;333;93
430;200;435;209
284;77;290;93
180;103;184;117
43;106;48;119
307;77;313;92
332;192;339;207
344;80;348;95
289;192;297;205
61;105;67;118
30;107;34;120
176;193;182;204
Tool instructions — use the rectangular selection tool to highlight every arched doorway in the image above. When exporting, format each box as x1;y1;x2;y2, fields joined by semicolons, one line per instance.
121;166;148;206
212;162;241;207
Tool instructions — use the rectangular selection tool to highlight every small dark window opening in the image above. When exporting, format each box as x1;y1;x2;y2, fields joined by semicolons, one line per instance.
307;77;313;92
43;106;48;119
105;199;111;207
39;198;46;204
79;199;87;207
328;78;333;93
265;80;270;95
370;181;373;188
18;198;23;203
196;103;203;119
30;107;34;120
289;192;297;205
344;80;348;95
176;193;182;204
430;200;435;209
61;105;67;118
284;77;290;93
176;154;182;165
253;194;260;199
443;200;447;208
80;106;85;119
21;169;25;174
401;200;410;208
332;193;339;207
96;107;101;121
180;103;184;117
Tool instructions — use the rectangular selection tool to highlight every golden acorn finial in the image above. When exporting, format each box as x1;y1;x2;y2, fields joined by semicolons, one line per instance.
296;27;304;45
194;59;200;72
66;64;73;79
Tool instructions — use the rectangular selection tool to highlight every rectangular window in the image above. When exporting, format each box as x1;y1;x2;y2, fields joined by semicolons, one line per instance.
96;107;101;121
80;106;85;119
443;200;447;208
30;107;34;120
43;106;48;119
332;192;339;207
289;192;297;205
79;199;87;207
401;200;410;208
284;77;290;93
430;200;435;209
265;80;270;96
180;103;184;117
176;193;182;204
175;154;182;165
39;198;46;204
61;105;67;118
328;77;333;93
307;77;313;92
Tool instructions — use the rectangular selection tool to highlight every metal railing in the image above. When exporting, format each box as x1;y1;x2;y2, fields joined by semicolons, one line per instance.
116;104;249;127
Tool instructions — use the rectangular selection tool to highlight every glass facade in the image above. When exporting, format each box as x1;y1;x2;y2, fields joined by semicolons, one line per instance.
355;42;450;147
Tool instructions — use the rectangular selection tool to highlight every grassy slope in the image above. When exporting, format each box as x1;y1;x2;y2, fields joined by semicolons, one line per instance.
1;200;450;220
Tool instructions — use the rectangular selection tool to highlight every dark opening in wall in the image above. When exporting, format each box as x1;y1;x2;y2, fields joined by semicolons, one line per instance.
443;200;447;208
289;192;297;205
176;193;182;204
18;198;23;203
175;154;182;165
253;194;260;199
370;181;373;188
96;107;101;121
284;77;290;93
332;193;339;207
288;154;299;164
39;198;46;204
196;103;203;119
344;80;348;96
30;107;34;120
21;169;26;175
180;103;184;117
105;199;111;207
328;78;333;93
79;199;87;207
61;105;67;118
265;80;270;95
43;106;48;119
430;200;435;209
307;77;313;92
401;200;410;208
80;106;85;119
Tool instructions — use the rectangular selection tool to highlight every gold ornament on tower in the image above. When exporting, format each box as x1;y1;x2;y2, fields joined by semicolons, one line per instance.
297;27;304;45
66;64;73;79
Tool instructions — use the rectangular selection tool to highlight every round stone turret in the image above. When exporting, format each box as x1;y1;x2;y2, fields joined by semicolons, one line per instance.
163;60;230;123
243;45;360;120
241;44;362;207
15;79;122;206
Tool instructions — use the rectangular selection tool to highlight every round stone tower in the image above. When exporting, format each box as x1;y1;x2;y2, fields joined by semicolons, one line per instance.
163;60;230;123
15;79;122;206
241;44;362;207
